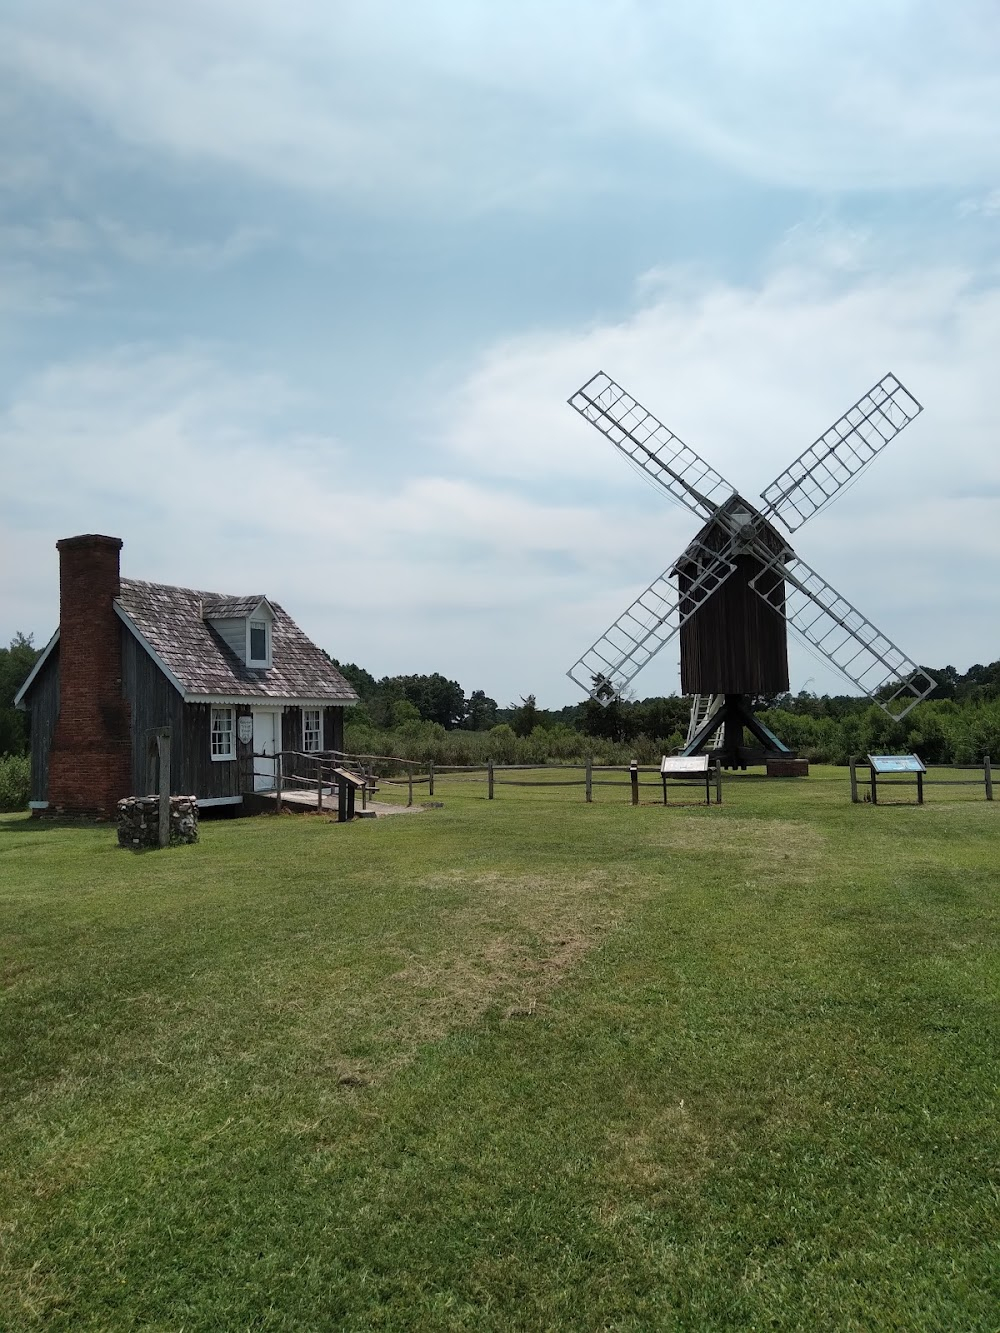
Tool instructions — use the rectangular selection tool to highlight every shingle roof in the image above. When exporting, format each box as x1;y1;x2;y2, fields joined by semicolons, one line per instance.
116;578;358;704
201;594;269;618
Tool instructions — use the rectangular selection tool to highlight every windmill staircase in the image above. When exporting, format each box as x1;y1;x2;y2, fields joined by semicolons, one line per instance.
685;694;723;751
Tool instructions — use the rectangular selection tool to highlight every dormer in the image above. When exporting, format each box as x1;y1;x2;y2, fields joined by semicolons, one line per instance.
202;595;275;669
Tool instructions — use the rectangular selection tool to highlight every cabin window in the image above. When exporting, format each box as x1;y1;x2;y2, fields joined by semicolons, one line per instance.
302;709;322;753
248;619;269;666
211;707;234;760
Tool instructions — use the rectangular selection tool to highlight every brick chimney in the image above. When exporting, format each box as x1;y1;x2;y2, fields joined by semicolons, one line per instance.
48;535;132;816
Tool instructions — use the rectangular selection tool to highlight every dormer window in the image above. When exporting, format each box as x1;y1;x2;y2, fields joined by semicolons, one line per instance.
249;620;268;665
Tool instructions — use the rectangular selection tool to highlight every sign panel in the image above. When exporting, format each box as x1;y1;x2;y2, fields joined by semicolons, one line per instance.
661;755;711;775
237;715;254;745
868;753;926;774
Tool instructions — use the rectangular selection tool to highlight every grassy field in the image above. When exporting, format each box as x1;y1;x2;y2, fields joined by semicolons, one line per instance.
1;770;997;1330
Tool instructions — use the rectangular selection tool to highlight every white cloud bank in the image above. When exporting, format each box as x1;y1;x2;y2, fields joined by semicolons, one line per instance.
3;256;998;703
3;0;1000;209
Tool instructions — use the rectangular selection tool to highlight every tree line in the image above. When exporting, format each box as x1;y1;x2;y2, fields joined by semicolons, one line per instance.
2;638;999;770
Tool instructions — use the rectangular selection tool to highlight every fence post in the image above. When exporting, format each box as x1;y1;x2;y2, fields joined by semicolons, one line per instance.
630;760;639;807
849;756;858;804
585;756;592;803
407;764;413;808
274;752;283;813
316;756;323;811
488;760;494;800
156;727;171;848
429;761;434;797
715;761;722;805
985;754;993;802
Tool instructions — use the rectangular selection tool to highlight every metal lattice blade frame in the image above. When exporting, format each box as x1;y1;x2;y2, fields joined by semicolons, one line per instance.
567;545;738;701
747;550;936;719
569;372;736;521
760;373;923;533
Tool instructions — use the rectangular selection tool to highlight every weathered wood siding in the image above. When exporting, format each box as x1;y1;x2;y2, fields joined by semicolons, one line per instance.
678;553;789;695
324;707;344;754
121;630;240;799
26;644;60;803
206;617;245;661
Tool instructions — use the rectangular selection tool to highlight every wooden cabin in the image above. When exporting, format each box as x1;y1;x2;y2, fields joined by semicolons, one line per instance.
15;534;358;816
673;495;792;696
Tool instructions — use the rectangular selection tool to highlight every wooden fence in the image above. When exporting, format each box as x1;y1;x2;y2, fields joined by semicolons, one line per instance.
259;750;723;808
849;756;993;804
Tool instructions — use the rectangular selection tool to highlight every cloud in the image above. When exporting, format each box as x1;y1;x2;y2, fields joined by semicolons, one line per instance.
437;254;1000;691
3;0;1000;210
3;252;999;704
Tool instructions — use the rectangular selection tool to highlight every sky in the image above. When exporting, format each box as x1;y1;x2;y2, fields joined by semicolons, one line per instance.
2;0;999;707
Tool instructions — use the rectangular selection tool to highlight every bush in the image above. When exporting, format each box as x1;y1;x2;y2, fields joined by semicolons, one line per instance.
0;753;30;811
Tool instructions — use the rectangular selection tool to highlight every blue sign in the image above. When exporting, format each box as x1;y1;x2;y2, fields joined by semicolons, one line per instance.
868;754;926;774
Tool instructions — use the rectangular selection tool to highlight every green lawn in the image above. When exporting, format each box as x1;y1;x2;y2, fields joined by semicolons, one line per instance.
1;772;997;1330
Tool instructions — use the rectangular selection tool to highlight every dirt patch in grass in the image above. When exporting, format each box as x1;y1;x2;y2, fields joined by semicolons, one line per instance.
651;817;829;883
385;867;641;1049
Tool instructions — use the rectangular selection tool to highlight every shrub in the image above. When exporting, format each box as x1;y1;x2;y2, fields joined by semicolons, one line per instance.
0;753;30;811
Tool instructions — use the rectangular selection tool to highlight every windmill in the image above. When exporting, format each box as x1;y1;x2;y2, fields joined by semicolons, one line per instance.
567;371;936;768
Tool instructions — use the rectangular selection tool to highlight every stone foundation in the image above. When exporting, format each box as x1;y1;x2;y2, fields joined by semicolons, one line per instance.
117;795;199;849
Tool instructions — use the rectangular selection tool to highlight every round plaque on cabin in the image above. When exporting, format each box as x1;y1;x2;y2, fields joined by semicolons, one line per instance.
237;716;253;745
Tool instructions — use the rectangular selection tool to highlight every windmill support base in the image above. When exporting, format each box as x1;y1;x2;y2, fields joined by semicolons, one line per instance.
680;693;793;770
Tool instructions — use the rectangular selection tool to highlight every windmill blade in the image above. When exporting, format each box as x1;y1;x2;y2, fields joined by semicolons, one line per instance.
569;372;736;521
567;545;738;701
760;374;923;533
747;550;935;719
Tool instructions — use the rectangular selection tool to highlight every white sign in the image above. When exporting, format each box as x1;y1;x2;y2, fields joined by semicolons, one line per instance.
237;716;254;745
661;755;711;775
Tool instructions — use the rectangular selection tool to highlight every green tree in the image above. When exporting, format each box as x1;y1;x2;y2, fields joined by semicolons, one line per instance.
0;633;40;757
462;689;499;731
510;694;541;738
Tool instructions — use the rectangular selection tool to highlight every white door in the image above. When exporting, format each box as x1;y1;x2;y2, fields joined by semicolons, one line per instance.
253;710;280;791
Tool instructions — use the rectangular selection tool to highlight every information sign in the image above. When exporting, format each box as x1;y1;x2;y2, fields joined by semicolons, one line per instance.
867;754;926;774
661;755;710;776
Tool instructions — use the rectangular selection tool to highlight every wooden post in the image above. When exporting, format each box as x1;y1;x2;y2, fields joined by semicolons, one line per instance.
488;760;494;800
337;774;347;823
917;769;924;805
849;756;858;804
429;761;434;797
363;764;370;811
585;756;592;803
274;753;283;813
316;756;323;811
407;765;413;808
662;773;668;806
156;728;171;848
870;764;877;805
985;755;993;802
630;760;639;807
715;761;722;805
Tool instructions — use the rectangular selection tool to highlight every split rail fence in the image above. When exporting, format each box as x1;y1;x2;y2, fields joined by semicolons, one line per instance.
849;755;994;804
255;750;724;808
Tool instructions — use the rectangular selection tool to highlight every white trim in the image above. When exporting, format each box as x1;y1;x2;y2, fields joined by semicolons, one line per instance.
302;706;323;753
197;795;243;808
13;629;60;708
28;800;49;809
210;706;236;761
184;694;356;707
113;602;188;697
246;600;273;669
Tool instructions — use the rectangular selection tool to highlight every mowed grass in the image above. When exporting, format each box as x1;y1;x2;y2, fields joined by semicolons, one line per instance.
1;771;997;1330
